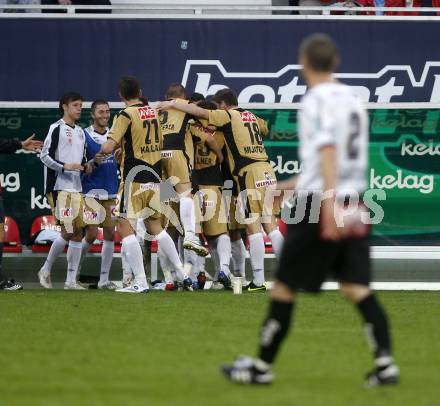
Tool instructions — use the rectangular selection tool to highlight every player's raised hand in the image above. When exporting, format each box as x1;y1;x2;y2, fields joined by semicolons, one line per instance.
21;134;43;151
63;163;84;171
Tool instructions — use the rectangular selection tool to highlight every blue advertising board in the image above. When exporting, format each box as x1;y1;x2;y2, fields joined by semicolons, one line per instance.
0;19;439;102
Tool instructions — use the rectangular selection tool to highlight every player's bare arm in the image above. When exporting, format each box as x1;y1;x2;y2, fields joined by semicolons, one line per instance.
21;133;43;151
100;139;117;155
157;99;209;120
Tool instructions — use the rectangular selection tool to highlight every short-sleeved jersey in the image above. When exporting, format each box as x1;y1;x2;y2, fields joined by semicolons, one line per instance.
296;82;368;194
108;102;162;183
159;98;192;151
190;119;224;186
207;108;269;176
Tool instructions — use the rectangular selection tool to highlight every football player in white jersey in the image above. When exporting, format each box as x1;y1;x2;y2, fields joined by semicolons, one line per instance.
221;33;399;387
38;92;93;290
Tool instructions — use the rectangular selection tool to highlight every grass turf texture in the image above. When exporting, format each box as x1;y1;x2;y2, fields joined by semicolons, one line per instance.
0;291;438;406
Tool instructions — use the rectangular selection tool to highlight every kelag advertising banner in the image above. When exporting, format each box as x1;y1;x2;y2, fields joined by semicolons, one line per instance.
0;107;439;245
0;19;439;103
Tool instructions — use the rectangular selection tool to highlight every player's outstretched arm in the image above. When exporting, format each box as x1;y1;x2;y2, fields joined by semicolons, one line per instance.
156;100;209;120
100;139;117;155
21;134;44;151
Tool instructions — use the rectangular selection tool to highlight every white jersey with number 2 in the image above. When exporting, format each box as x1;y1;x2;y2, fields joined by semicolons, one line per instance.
296;81;368;195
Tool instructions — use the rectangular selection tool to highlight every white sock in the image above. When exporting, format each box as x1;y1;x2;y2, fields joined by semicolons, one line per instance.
231;239;246;277
178;235;184;261
78;238;91;274
196;255;206;274
248;232;265;286
210;246;220;281
158;245;174;283
66;241;82;284
180;196;196;238
268;229;284;259
122;235;148;288
216;234;232;276
42;235;67;274
121;246;133;281
99;240;114;284
156;230;183;270
184;247;198;269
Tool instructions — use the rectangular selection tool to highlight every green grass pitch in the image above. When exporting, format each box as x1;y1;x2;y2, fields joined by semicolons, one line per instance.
0;291;439;406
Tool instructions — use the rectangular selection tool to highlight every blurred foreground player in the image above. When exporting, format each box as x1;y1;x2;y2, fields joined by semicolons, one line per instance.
0;134;43;290
221;34;399;387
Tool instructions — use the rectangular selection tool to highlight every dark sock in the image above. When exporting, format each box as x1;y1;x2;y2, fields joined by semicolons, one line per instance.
258;300;294;365
0;242;6;281
357;294;392;359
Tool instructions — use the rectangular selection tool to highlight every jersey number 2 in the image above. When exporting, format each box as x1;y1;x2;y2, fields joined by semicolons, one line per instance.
347;112;360;159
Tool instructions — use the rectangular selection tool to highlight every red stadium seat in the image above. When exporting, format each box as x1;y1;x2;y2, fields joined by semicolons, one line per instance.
89;227;104;253
3;216;22;253
30;215;63;253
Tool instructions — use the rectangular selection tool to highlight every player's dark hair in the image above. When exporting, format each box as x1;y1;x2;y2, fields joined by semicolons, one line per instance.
119;76;141;100
198;100;217;110
299;33;339;73
59;91;83;117
189;92;205;104
139;96;149;105
165;83;187;100
212;88;238;107
91;99;109;113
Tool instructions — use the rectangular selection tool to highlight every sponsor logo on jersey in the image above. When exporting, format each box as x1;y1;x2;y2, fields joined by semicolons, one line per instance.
161;151;173;158
83;208;98;222
60;207;73;218
192;123;215;135
182;60;440;103
204;200;215;208
239;111;257;123
255;171;277;188
138;106;156;120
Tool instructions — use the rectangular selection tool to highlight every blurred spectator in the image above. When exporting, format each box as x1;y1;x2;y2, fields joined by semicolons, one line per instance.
41;0;111;13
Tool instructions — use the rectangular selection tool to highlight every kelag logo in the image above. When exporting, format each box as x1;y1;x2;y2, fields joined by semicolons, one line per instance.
181;60;440;103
